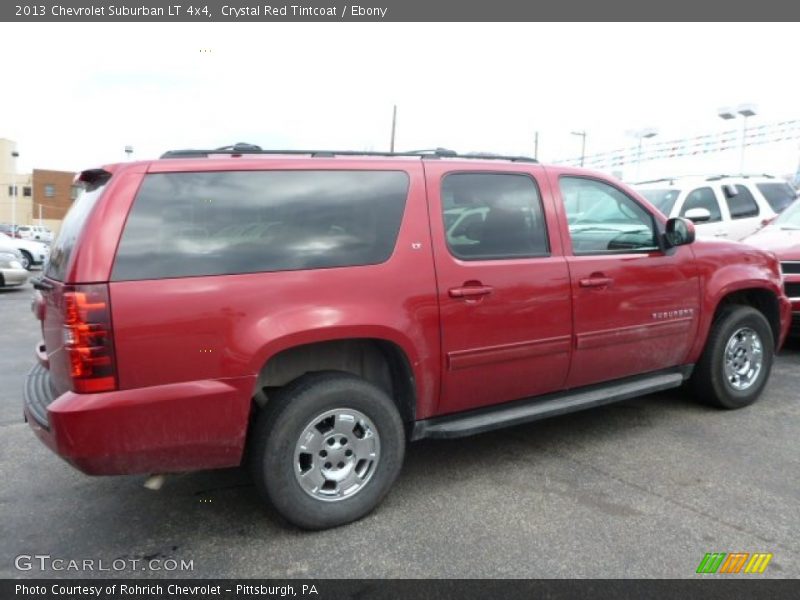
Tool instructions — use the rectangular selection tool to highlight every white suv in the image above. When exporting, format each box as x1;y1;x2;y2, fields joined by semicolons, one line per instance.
634;175;797;240
17;225;53;243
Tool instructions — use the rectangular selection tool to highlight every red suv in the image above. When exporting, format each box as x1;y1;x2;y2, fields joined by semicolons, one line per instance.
24;145;792;529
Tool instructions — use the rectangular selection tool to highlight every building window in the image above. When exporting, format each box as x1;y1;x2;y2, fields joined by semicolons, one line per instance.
44;184;56;198
23;186;32;197
7;185;16;197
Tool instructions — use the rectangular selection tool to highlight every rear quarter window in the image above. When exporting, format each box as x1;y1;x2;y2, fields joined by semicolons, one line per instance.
757;182;797;213
45;174;110;281
111;170;409;281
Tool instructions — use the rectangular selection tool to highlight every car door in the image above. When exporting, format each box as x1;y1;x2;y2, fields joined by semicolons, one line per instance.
425;162;572;416
676;186;728;239
723;184;762;240
552;172;700;389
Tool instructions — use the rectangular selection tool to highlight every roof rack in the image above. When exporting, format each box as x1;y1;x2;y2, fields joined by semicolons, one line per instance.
705;173;775;181
160;143;538;163
633;177;678;185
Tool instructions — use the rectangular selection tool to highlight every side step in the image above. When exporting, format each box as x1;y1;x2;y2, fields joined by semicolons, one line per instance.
411;368;689;440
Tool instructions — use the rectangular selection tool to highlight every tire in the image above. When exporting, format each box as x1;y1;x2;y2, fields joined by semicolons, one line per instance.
690;305;774;409
19;251;32;271
250;371;405;530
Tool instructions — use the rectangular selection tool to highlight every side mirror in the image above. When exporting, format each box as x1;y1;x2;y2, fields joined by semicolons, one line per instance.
664;217;696;247
684;207;712;223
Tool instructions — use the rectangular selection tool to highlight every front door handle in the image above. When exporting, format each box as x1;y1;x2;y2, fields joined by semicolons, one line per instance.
713;231;728;238
449;285;494;298
579;276;613;288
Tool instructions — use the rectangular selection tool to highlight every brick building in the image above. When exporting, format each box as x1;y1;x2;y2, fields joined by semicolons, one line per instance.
32;169;77;221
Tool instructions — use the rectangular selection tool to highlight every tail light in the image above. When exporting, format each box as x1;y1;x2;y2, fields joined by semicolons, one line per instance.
62;284;117;393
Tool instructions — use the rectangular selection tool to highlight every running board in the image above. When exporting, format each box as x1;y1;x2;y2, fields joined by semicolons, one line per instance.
411;369;689;440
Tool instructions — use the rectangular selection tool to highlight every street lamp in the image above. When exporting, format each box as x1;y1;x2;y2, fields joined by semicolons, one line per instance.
10;149;18;231
628;128;658;180
571;130;587;167
124;145;134;160
718;103;758;173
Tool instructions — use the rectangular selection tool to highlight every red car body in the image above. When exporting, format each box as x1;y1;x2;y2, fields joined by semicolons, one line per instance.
744;214;800;333
24;155;792;476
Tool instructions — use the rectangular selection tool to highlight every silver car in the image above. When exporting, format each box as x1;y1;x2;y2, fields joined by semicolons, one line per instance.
0;249;29;287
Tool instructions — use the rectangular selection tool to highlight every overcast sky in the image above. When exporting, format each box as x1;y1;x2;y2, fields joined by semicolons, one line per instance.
1;22;799;180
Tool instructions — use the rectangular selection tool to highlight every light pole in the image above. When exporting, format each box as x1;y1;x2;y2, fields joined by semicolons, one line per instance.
389;105;397;153
10;149;18;232
629;128;658;180
571;130;587;166
718;103;757;173
125;145;134;160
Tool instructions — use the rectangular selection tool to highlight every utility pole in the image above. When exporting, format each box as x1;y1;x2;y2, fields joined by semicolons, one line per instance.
571;130;587;167
389;105;397;153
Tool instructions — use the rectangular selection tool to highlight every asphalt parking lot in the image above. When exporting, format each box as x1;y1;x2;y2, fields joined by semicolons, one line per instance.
1;280;798;579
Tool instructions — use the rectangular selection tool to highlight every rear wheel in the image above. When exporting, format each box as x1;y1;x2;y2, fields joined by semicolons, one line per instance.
250;371;405;530
690;305;774;409
19;251;32;270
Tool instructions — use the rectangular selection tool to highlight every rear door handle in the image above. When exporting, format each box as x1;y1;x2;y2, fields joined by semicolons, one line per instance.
579;277;613;288
713;231;728;238
449;285;494;298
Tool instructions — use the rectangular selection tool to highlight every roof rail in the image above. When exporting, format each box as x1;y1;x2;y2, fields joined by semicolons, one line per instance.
705;173;775;181
160;144;538;163
632;177;678;185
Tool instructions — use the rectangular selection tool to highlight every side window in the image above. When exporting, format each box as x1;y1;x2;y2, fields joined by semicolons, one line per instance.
561;177;658;254
680;187;722;223
112;170;409;280
440;173;548;260
725;185;760;219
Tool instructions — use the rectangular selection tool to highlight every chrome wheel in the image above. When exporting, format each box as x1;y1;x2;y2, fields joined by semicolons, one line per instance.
723;327;763;391
294;408;380;502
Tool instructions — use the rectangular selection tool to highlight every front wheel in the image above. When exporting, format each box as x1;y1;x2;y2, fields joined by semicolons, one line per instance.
250;372;405;530
19;251;32;270
690;305;774;409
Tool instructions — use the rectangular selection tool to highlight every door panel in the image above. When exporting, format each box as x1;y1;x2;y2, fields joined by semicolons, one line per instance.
425;164;572;416
566;250;700;387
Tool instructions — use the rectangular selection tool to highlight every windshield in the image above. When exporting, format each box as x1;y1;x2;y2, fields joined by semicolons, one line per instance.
756;183;797;213
638;189;681;215
774;198;800;228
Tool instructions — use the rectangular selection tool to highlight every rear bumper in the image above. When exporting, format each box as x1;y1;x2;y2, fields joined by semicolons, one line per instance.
23;363;256;475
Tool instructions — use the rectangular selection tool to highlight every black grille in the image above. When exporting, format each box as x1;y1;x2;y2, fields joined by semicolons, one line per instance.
782;262;800;275
785;282;800;298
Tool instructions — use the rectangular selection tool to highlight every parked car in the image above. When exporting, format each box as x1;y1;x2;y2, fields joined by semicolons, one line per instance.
743;197;800;335
0;249;29;288
17;225;54;243
635;175;797;241
23;145;791;530
0;232;49;270
0;223;21;238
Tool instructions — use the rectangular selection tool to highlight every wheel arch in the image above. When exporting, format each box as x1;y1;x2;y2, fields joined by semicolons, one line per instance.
251;335;419;425
690;282;783;363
